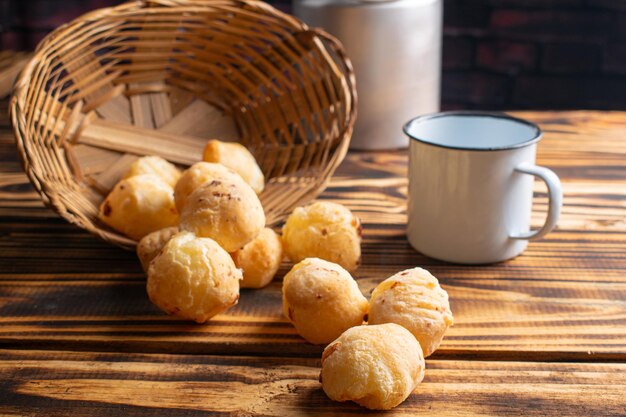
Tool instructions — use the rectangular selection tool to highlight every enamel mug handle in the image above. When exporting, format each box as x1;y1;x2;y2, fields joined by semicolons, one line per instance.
510;162;563;241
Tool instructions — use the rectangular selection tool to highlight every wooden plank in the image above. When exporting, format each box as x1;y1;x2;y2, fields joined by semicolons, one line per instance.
4;146;625;239
22;109;204;165
77;119;205;165
168;87;195;116
0;221;623;282
159;99;239;140
129;88;156;129
0;349;624;417
69;145;121;176
150;92;173;128
0;274;624;359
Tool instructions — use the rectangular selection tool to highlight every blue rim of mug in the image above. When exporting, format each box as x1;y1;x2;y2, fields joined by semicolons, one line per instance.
402;110;543;151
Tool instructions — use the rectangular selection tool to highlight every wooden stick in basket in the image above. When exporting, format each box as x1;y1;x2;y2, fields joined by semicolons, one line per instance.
79;119;205;165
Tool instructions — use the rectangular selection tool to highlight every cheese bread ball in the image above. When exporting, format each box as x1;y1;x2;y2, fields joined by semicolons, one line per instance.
282;258;368;344
179;178;265;252
282;202;362;272
98;174;178;241
369;267;453;357
174;162;243;212
231;227;283;289
123;156;181;188
203;140;265;194
320;323;425;410
136;226;179;272
147;232;241;323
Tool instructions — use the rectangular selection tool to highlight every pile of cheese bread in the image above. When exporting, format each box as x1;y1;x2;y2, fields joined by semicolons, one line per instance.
97;140;453;410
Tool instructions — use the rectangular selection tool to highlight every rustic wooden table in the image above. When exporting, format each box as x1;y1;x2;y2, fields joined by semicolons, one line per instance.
1;100;625;415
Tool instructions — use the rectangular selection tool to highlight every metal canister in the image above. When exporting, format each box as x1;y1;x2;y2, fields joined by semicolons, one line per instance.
294;0;442;149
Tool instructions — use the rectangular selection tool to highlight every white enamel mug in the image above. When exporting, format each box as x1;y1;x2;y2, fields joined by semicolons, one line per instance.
404;111;563;264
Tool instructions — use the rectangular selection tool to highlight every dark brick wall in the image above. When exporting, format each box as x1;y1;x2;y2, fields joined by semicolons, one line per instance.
442;0;626;110
1;0;625;110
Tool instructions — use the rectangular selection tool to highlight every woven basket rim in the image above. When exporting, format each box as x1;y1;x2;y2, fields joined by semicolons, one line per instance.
10;0;357;249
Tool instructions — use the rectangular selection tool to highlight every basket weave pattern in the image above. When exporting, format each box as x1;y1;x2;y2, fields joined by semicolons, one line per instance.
11;0;356;249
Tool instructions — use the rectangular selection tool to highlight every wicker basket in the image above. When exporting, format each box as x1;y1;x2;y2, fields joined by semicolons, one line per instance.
11;0;356;249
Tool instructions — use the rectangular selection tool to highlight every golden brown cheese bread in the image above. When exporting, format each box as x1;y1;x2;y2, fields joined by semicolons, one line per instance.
179;177;265;252
282;201;362;272
320;323;425;410
174;162;243;213
147;232;241;323
123;156;181;188
231;227;283;289
136;226;179;272
203;140;265;194
282;258;368;344
98;174;178;241
368;267;453;357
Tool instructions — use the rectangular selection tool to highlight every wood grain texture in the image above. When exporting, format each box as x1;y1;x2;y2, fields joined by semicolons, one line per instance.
0;52;31;98
0;276;623;359
0;349;625;417
0;110;625;360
